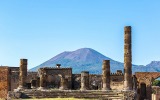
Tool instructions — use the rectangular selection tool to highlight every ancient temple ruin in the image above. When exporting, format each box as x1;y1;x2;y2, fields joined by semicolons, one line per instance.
1;26;156;100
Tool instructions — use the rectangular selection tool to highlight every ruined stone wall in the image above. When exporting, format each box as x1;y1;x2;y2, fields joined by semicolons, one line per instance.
0;67;9;99
135;72;160;100
43;68;72;89
89;74;102;90
9;67;19;91
72;74;81;90
72;74;123;90
110;74;124;90
26;72;38;83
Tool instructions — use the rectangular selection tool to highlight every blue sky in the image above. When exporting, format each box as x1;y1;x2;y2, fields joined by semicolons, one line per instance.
0;0;160;69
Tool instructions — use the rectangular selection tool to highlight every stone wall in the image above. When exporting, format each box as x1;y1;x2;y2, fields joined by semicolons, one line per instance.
110;73;123;90
72;73;123;90
89;74;102;90
0;66;9;99
40;67;72;89
9;67;19;91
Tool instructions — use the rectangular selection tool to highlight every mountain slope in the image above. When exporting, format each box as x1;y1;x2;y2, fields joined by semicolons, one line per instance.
29;48;124;74
29;48;160;74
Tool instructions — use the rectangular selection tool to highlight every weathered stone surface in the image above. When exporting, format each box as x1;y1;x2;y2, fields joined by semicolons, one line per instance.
80;71;89;90
102;60;111;90
18;59;27;89
7;90;136;99
39;68;46;89
38;67;72;89
59;77;68;90
31;80;37;89
124;26;132;90
0;67;9;99
7;91;22;100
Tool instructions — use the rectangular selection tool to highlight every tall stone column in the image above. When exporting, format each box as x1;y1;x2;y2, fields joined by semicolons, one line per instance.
102;60;111;90
18;59;27;89
80;71;89;90
124;26;132;90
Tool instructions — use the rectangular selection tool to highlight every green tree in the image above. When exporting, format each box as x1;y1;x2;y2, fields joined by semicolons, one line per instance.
152;80;160;86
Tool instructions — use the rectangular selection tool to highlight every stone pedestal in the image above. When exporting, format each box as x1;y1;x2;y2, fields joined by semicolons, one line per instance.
102;60;111;90
18;59;27;89
124;26;132;90
80;71;89;91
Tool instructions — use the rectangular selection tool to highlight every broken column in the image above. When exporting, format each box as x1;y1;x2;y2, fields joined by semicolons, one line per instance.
80;71;89;90
18;59;27;89
124;26;132;90
102;60;111;90
39;68;46;89
59;77;68;90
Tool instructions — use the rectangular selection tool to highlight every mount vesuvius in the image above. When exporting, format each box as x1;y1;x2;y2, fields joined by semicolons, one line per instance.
29;48;160;74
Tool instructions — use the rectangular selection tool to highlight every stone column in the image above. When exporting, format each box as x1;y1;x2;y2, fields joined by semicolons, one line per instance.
80;71;89;90
102;60;111;90
39;68;46;89
124;26;132;90
18;59;27;89
59;77;68;90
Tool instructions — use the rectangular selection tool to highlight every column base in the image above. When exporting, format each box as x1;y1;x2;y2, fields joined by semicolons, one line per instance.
80;87;88;91
38;87;46;90
31;86;36;89
59;86;68;90
102;87;111;91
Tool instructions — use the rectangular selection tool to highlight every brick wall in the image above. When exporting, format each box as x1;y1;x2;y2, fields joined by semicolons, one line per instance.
0;67;9;99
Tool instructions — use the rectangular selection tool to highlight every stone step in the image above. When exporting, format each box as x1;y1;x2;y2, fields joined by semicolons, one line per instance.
24;93;123;97
8;90;131;99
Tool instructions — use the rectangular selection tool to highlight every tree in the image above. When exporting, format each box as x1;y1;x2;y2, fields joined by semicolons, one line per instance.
152;80;160;86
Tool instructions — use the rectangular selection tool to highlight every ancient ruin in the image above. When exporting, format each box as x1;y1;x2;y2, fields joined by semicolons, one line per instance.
0;26;157;100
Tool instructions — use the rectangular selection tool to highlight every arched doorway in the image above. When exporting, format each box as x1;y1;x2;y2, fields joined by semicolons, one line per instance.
140;83;147;100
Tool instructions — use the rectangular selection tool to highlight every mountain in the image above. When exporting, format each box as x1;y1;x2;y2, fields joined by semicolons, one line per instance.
29;48;160;74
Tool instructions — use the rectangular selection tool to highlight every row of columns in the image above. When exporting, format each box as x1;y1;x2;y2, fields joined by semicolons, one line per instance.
17;59;111;91
18;26;133;91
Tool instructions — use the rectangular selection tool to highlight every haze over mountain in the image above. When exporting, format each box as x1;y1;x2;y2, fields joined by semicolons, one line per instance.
29;48;160;74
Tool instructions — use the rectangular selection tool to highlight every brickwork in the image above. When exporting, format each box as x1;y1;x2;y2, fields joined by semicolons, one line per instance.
135;72;160;100
110;75;123;90
0;67;9;99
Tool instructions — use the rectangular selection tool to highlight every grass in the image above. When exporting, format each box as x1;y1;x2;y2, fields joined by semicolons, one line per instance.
20;98;95;100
